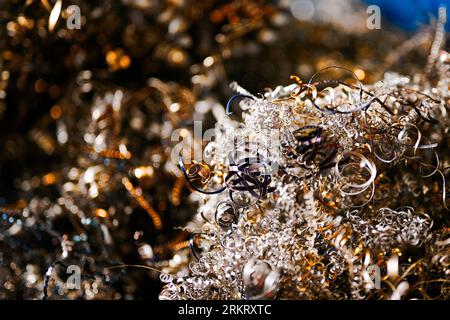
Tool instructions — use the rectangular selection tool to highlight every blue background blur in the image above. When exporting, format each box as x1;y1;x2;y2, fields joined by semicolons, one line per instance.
363;0;450;31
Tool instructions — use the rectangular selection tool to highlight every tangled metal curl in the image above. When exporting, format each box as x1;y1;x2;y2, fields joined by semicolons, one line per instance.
225;147;275;207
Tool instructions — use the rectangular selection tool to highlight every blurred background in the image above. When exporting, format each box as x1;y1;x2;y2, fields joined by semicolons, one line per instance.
0;0;448;299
